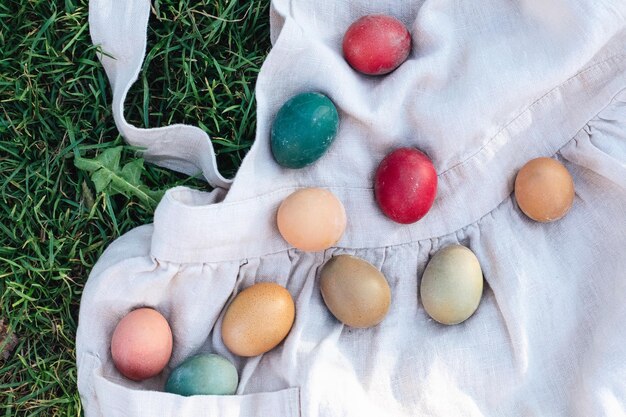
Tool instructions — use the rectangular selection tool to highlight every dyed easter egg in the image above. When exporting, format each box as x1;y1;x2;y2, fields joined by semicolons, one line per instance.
222;283;295;357
514;157;575;222
165;354;238;396
320;255;391;328
343;15;411;75
111;308;173;381
374;148;437;224
271;92;340;169
277;188;347;252
420;245;483;325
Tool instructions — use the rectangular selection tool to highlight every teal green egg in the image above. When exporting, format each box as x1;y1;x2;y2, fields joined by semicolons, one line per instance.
270;92;340;169
165;354;238;396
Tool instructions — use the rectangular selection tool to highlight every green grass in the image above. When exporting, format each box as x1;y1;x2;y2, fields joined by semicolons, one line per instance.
0;0;271;415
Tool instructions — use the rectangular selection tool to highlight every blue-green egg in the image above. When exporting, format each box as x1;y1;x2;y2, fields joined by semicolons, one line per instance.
165;354;238;396
270;92;340;169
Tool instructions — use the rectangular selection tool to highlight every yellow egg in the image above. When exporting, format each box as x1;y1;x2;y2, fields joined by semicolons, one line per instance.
221;282;295;357
320;255;391;328
420;245;483;325
514;157;575;222
277;188;347;252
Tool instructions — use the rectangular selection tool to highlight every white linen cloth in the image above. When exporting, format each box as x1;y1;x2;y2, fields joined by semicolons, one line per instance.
79;0;626;416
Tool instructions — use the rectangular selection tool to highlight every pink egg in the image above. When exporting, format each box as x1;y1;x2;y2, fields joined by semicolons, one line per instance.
374;148;438;224
342;15;411;75
110;308;173;381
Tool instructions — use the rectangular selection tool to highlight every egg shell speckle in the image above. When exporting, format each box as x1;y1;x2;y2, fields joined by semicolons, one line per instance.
320;255;391;328
270;92;339;169
221;282;295;357
165;353;239;397
342;15;411;75
514;157;575;222
110;308;173;381
374;148;438;224
420;245;484;325
277;188;347;252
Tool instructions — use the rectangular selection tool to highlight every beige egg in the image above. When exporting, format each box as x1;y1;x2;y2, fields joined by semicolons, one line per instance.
320;255;391;328
420;245;483;325
514;157;575;222
277;188;347;252
110;308;173;381
221;282;295;357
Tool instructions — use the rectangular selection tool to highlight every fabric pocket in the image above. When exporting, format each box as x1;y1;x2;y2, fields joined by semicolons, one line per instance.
79;353;301;417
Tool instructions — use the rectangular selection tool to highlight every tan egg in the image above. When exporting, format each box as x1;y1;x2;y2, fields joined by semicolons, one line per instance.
110;308;173;381
514;157;575;222
420;245;483;325
320;255;391;328
277;188;347;252
222;282;295;357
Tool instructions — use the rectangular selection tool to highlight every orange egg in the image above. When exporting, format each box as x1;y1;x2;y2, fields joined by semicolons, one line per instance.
110;308;173;381
277;188;347;252
221;283;295;357
514;157;575;222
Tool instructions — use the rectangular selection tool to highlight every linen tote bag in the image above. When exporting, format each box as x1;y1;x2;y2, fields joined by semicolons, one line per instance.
78;0;626;416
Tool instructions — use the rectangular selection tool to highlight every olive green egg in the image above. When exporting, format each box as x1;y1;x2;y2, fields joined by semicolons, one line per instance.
320;255;391;328
420;245;483;325
164;354;238;396
270;92;340;169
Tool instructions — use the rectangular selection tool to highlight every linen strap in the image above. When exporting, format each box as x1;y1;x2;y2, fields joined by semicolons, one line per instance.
89;0;232;189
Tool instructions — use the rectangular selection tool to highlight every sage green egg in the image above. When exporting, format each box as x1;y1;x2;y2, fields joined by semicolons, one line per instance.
420;245;483;325
165;354;238;396
270;92;340;169
320;255;391;328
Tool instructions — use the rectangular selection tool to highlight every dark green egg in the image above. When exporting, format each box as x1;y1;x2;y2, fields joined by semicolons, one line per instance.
164;354;238;396
270;92;340;169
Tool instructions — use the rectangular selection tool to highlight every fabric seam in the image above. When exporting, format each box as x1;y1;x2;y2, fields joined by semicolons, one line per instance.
155;88;625;265
439;53;625;176
174;53;625;211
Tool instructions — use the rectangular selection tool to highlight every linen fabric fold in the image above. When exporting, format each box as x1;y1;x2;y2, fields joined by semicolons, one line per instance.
79;0;626;416
89;0;231;188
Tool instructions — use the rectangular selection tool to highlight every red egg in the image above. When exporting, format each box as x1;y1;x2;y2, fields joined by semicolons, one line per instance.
374;148;437;224
111;308;173;381
342;15;411;76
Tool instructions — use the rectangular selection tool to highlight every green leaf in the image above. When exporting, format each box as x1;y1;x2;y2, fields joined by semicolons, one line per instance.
73;146;123;173
91;169;113;193
96;147;122;171
73;147;164;208
73;156;101;172
120;159;143;185
139;186;166;204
